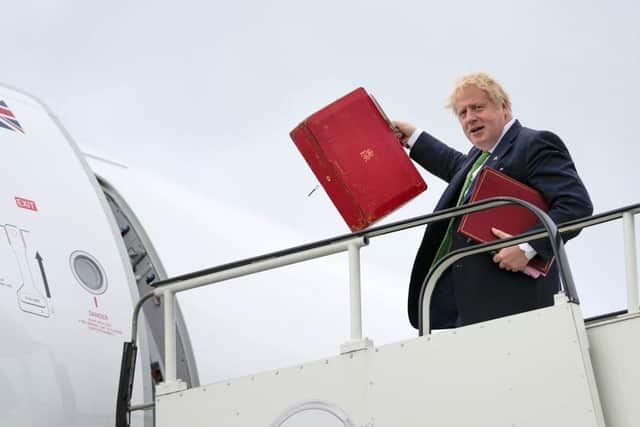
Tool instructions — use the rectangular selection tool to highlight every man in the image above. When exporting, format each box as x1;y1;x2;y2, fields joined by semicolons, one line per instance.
393;72;592;330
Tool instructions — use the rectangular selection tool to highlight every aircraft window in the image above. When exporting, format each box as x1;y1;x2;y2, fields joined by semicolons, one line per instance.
70;251;107;294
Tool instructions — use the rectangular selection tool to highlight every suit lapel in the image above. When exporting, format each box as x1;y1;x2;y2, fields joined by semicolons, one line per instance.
483;120;521;169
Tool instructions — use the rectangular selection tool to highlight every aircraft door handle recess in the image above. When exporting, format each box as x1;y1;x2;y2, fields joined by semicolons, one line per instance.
5;225;52;318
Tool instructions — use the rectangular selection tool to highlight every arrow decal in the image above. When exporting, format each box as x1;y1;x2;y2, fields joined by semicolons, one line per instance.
35;252;51;298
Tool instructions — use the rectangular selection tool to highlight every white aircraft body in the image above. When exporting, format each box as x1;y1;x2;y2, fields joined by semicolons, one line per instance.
1;84;639;426
0;84;199;427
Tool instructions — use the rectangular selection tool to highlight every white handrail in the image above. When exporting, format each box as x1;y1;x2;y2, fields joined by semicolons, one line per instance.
153;236;367;392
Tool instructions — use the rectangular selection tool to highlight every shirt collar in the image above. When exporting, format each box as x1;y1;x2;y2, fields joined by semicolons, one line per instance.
487;117;516;153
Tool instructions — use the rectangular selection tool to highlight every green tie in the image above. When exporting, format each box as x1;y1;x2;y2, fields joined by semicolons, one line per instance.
432;151;490;266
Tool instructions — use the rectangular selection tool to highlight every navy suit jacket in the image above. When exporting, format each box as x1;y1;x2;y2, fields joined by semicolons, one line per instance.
407;121;593;329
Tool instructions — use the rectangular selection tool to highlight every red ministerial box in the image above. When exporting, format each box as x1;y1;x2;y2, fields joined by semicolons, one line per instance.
458;167;554;274
290;87;427;231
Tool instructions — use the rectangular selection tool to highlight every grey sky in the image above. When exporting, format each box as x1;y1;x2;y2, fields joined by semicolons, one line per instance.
5;0;639;382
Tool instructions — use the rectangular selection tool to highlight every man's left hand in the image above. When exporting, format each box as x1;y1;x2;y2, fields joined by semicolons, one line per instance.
491;227;529;272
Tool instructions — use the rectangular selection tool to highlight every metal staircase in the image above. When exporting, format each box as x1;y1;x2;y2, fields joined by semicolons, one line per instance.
117;200;640;426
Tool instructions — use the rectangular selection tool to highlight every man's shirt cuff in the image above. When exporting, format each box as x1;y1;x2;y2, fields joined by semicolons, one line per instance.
406;128;424;149
519;243;537;260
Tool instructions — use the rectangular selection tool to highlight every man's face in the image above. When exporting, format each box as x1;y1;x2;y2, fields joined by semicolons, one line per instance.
453;85;511;151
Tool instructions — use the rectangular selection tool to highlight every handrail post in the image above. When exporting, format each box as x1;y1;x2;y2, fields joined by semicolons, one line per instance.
155;290;187;396
164;290;176;382
348;242;363;341
623;212;639;314
340;240;373;354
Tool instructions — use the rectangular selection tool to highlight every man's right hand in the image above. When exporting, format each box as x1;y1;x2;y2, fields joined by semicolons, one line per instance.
391;120;416;147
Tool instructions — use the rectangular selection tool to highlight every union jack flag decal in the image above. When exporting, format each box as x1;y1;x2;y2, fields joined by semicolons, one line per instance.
0;100;25;133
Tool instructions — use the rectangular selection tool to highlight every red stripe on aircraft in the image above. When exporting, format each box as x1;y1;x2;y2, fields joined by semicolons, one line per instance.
0;106;15;117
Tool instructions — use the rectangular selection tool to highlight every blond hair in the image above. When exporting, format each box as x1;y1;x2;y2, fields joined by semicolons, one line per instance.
446;72;512;112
